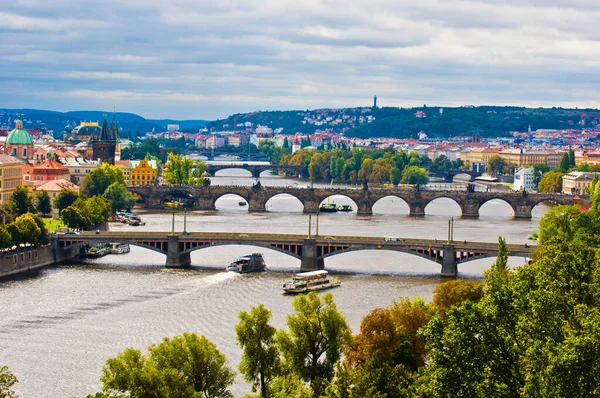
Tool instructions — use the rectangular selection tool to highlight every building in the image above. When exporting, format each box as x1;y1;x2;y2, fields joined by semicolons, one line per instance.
34;179;80;217
64;121;102;143
562;171;600;195
115;160;131;185
206;136;225;149
92;116;118;165
513;167;536;192
0;154;24;203
4;120;34;160
129;159;158;186
61;157;99;185
24;157;70;185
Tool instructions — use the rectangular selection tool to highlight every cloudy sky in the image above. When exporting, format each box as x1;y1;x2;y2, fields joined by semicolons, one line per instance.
1;0;599;120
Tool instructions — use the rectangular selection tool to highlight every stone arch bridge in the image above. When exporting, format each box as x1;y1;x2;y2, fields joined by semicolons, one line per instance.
56;231;535;277
129;185;578;219
206;164;305;178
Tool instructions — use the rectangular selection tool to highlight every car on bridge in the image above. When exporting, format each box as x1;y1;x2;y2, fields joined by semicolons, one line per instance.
323;236;336;240
384;236;400;241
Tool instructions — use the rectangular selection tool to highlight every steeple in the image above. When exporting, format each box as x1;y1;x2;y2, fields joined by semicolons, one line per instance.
99;118;111;141
110;111;119;141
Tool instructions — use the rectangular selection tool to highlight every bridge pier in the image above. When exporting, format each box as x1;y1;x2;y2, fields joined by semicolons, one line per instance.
252;170;262;179
460;200;480;218
196;197;216;211
166;235;191;268
248;199;266;212
303;199;320;214
409;203;425;216
514;205;532;219
356;200;373;216
300;239;325;272
440;244;457;277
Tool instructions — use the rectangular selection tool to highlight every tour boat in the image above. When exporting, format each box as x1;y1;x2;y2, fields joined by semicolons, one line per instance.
80;244;110;258
227;253;266;273
319;203;338;213
109;243;130;254
337;204;353;212
282;270;341;294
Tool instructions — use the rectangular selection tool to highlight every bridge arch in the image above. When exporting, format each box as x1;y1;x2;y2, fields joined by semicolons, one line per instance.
317;194;358;213
265;193;304;212
182;241;302;259
214;193;251;210
478;198;516;217
423;196;462;216
320;246;443;265
372;195;410;215
212;168;254;177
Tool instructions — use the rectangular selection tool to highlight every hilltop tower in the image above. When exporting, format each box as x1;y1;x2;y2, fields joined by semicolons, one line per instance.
92;115;117;165
373;95;377;108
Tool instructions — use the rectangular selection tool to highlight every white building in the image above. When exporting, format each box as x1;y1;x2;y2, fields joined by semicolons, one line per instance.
513;167;536;192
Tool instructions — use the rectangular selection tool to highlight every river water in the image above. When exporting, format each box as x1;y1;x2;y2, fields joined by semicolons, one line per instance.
0;170;551;397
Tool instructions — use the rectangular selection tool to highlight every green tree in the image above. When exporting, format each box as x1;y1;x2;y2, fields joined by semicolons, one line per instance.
533;163;550;188
538;171;564;193
276;292;350;396
60;206;86;230
0;365;18;398
35;190;52;216
557;151;576;173
82;164;126;197
236;304;280;397
537;204;596;245
7;185;34;217
164;152;207;185
568;147;576;168
55;189;79;213
401;166;429;186
61;196;111;230
29;213;49;245
14;213;42;246
0;225;12;250
486;155;507;176
103;182;135;213
431;280;484;317
390;166;402;185
99;333;235;398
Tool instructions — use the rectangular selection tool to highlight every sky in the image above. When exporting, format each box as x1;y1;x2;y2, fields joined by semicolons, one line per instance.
1;0;599;120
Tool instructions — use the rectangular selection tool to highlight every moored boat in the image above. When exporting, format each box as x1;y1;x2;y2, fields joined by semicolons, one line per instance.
227;253;266;273
110;243;130;254
337;204;353;212
164;201;180;208
282;270;341;294
80;244;110;258
319;203;338;213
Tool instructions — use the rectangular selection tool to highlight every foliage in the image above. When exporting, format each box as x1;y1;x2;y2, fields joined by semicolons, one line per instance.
431;280;484;317
55;189;79;213
557;149;576;173
537;171;564;193
103;182;135;213
532;163;550;188
7;186;34;217
98;332;235;398
81;164;126;198
538;205;597;245
236;304;280;397
486;155;507;176
0;365;18;398
60;196;111;230
164;152;207;185
35;190;52;216
0;225;12;250
13;213;42;246
401;166;429;186
276;292;350;396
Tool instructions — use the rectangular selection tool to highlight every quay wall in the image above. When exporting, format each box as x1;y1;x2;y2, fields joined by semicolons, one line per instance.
0;241;80;280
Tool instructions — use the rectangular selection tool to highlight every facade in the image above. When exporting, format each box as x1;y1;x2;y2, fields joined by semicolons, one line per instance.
25;158;70;185
61;157;99;185
115;160;131;185
4;120;34;160
129;159;158;186
0;154;24;203
513;167;536;192
92;116;118;165
561;171;600;194
206;136;225;149
34;179;80;217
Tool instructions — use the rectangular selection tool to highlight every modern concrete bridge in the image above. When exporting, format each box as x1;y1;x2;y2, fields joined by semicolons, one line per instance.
57;231;535;277
129;184;578;219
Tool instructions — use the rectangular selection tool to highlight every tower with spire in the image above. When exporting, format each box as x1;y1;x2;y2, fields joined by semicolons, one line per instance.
92;112;118;165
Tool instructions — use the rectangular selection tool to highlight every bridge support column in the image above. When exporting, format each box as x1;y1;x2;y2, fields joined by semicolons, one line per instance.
303;200;319;214
441;244;457;277
357;200;373;216
165;235;191;268
461;200;480;218
514;204;532;219
300;239;324;272
252;170;262;179
248;198;266;212
196;197;216;211
409;203;425;216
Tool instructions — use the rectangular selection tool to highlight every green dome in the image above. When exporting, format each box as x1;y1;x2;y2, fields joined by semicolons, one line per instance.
6;120;33;146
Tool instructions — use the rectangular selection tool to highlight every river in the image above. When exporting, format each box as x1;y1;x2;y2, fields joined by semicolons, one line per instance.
0;170;551;397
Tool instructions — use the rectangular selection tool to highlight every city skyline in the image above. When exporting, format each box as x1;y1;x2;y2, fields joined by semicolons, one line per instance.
1;1;599;120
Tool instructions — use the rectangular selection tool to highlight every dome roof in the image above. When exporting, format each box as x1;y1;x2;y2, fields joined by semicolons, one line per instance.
6;120;33;146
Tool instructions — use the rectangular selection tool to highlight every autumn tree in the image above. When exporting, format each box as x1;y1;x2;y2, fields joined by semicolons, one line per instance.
236;304;280;397
486;155;507;176
432;280;484;316
537;171;564;193
0;365;18;398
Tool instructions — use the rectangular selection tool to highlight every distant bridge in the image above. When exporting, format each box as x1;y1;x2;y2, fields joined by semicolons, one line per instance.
128;185;578;219
56;231;535;277
206;163;305;178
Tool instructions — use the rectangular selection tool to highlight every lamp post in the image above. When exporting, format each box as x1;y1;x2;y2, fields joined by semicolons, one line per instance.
315;208;319;236
183;209;187;234
308;214;312;238
171;211;175;233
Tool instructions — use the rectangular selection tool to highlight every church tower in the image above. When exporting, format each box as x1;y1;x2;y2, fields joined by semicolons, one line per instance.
92;116;117;165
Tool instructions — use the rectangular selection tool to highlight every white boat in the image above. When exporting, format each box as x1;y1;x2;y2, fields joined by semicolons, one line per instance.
110;243;131;254
282;270;341;294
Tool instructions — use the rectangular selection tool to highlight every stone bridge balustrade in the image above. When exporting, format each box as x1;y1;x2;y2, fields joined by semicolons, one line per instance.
128;185;581;219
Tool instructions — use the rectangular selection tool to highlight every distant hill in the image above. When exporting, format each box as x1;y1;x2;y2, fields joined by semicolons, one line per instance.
0;109;209;139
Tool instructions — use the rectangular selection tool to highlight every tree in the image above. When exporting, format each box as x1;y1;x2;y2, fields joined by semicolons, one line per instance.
236;304;280;397
55;189;79;213
98;332;235;398
7;186;34;217
537;171;563;193
13;213;41;246
103;182;135;213
276;292;350;396
533;163;550;189
537;204;595;245
0;365;18;398
486;155;507;176
29;213;49;245
390;166;402;185
61;196;111;230
35;190;52;216
81;163;126;197
432;280;484;317
164;152;207;185
401;166;429;186
557;151;575;173
0;225;12;250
